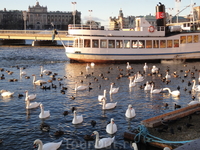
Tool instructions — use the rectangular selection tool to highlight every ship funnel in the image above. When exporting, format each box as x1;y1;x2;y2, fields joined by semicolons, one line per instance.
156;2;166;26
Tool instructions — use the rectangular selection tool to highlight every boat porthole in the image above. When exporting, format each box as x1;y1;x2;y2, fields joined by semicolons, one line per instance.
148;26;155;33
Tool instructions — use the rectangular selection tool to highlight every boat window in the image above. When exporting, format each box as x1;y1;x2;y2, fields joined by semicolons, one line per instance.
153;40;159;48
84;39;90;48
131;40;138;49
74;39;78;47
116;40;123;48
193;35;199;43
174;39;179;47
100;40;107;48
167;40;172;48
146;40;152;48
187;35;192;43
180;36;186;44
138;40;145;48
108;40;115;48
124;40;130;48
160;40;166;48
92;39;99;48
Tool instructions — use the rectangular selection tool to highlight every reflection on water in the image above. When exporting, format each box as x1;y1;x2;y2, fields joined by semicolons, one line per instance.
0;46;200;149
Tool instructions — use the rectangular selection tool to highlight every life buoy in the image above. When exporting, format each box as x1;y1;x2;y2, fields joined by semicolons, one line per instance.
148;26;155;33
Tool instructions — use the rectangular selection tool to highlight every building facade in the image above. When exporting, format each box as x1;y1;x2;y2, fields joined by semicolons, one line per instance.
0;1;81;30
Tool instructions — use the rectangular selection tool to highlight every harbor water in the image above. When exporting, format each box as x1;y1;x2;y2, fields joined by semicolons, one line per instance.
0;46;199;150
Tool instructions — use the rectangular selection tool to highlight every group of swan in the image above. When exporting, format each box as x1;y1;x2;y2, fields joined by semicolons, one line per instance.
33;139;62;150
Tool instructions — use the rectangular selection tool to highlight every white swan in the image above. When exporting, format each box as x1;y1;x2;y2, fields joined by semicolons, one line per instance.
98;89;107;102
143;62;148;71
39;104;50;119
32;75;47;85
101;98;117;110
126;62;132;70
75;82;88;91
129;76;136;88
134;72;144;83
109;83;119;95
33;139;62;150
144;81;151;91
106;118;117;134
125;104;136;118
25;90;36;101
1;91;14;97
72;111;83;124
151;65;158;74
192;79;200;91
163;88;180;97
26;99;40;109
165;72;171;80
91;62;95;67
86;63;90;70
92;131;115;149
40;66;52;75
188;100;200;106
132;142;138;150
150;84;162;94
20;67;26;76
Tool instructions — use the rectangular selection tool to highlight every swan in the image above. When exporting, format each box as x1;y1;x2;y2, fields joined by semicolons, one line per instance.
20;67;26;76
165;72;171;80
192;79;200;91
26;98;40;109
126;62;132;70
188;100;200;106
109;83;119;95
106;118;117;134
91;62;95;67
92;131;115;149
32;75;47;85
98;89;107;101
101;98;117;110
150;84;162;94
72;111;83;124
39;104;50;119
132;142;138;150
75;82;88;91
151;65;158;74
144;81;151;91
86;63;90;70
129;76;136;87
1;91;14;97
134;72;144;83
163;88;180;97
33;139;62;150
40;66;52;75
25;90;36;101
143;62;148;71
125;104;136;118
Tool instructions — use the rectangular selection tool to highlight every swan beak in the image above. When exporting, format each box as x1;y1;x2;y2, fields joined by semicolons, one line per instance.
33;144;37;148
91;133;94;136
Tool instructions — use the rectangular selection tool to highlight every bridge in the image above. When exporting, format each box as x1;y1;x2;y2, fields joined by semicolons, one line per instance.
0;30;72;41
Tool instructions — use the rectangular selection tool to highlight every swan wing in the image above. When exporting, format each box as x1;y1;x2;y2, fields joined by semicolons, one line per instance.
105;102;117;109
43;141;62;150
97;137;115;148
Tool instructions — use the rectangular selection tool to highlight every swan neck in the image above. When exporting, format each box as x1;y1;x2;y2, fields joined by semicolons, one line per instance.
40;107;44;114
33;76;36;83
38;140;43;150
95;133;99;147
102;101;106;109
192;80;196;89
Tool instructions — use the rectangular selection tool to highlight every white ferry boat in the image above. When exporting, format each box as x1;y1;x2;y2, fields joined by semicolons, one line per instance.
63;3;200;63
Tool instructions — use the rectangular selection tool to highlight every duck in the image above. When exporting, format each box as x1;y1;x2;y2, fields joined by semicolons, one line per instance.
33;139;62;150
75;82;88;91
143;62;148;71
129;76;136;88
26;98;40;109
40;66;52;75
106;118;117;134
92;131;115;149
126;62;132;70
1;91;14;97
32;75;47;85
109;83;119;95
192;79;200;91
72;111;83;124
144;81;151;91
39;104;50;119
125;104;136;118
162;88;180;97
40;123;50;132
150;84;162;94
132;142;138;150
98;89;107;102
101;98;117;110
25;90;36;101
20;67;27;76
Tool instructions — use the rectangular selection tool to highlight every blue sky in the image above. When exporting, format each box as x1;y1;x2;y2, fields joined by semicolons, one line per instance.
0;0;197;25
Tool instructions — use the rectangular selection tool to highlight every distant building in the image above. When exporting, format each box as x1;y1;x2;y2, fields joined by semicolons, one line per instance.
0;1;81;30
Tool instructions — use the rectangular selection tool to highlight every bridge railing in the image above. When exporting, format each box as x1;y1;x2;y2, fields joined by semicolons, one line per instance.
0;30;68;35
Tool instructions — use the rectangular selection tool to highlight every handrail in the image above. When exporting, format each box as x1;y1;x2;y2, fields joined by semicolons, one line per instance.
0;30;68;35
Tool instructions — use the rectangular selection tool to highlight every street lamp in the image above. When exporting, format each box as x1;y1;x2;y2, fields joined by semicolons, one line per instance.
88;10;92;29
168;8;173;23
71;2;77;28
23;11;27;32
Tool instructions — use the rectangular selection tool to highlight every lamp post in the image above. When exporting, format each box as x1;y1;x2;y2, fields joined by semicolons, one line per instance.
71;2;77;28
88;10;92;29
168;8;173;24
23;11;27;33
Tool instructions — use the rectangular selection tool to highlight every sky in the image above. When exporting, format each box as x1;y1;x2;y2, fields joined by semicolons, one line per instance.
0;0;197;25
